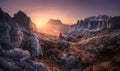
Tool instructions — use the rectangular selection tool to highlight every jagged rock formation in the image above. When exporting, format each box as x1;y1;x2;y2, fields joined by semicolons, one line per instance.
68;15;120;37
0;8;47;71
0;8;15;49
68;15;111;36
108;16;120;29
0;8;43;58
13;11;36;31
1;48;30;60
71;15;110;30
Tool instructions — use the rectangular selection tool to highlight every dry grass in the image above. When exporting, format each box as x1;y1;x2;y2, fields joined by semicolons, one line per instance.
93;61;111;71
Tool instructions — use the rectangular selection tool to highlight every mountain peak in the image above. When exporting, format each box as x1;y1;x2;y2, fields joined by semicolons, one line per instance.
17;11;26;15
14;10;27;18
0;8;5;17
0;8;11;21
47;19;63;25
13;10;34;30
0;8;3;13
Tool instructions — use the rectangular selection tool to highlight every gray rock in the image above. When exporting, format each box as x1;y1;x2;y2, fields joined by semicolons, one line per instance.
0;22;14;49
0;8;49;71
65;56;79;69
51;67;60;71
59;55;81;70
31;61;49;71
18;60;49;71
10;23;23;48
27;35;43;58
61;43;70;52
68;15;111;37
0;8;11;23
2;48;30;60
59;55;67;66
109;16;120;29
0;57;23;71
70;68;82;71
0;56;50;71
13;11;30;30
0;67;4;71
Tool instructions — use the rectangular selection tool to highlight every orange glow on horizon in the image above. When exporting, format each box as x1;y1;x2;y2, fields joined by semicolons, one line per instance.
32;19;48;28
32;17;76;29
29;9;77;28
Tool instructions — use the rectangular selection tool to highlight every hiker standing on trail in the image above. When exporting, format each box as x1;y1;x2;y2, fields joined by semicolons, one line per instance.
59;33;63;43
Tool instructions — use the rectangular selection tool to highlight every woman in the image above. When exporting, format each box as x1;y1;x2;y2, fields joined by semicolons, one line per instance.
59;33;63;42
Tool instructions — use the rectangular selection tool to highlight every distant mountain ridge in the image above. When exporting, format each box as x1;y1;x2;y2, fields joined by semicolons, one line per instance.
69;15;111;32
68;15;120;36
47;19;63;25
43;15;120;36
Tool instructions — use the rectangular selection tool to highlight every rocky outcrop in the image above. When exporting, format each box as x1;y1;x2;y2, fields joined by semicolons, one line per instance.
10;23;23;48
0;8;43;58
0;9;14;49
13;11;35;31
27;35;43;58
0;8;11;23
0;57;49;71
68;15;120;37
2;48;30;60
58;55;82;71
70;15;110;31
0;8;47;71
108;16;120;29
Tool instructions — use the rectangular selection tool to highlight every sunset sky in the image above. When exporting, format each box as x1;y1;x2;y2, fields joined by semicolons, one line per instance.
0;0;120;27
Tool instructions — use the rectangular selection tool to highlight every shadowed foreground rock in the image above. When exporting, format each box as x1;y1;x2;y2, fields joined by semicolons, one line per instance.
0;57;49;71
27;35;43;58
0;8;47;71
1;48;30;60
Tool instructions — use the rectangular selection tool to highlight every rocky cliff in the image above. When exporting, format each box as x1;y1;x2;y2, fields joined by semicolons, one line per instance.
68;15;120;37
0;8;49;71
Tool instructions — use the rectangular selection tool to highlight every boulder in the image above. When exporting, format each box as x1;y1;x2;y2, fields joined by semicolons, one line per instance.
10;23;23;48
59;55;81;70
65;56;79;69
0;22;14;49
0;57;23;71
13;11;30;29
110;16;120;29
27;35;43;58
31;61;49;71
19;60;49;71
0;8;11;23
61;43;70;52
2;48;30;60
0;67;4;71
51;67;60;71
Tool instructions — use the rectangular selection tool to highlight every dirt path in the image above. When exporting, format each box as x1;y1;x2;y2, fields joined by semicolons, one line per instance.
64;40;80;55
